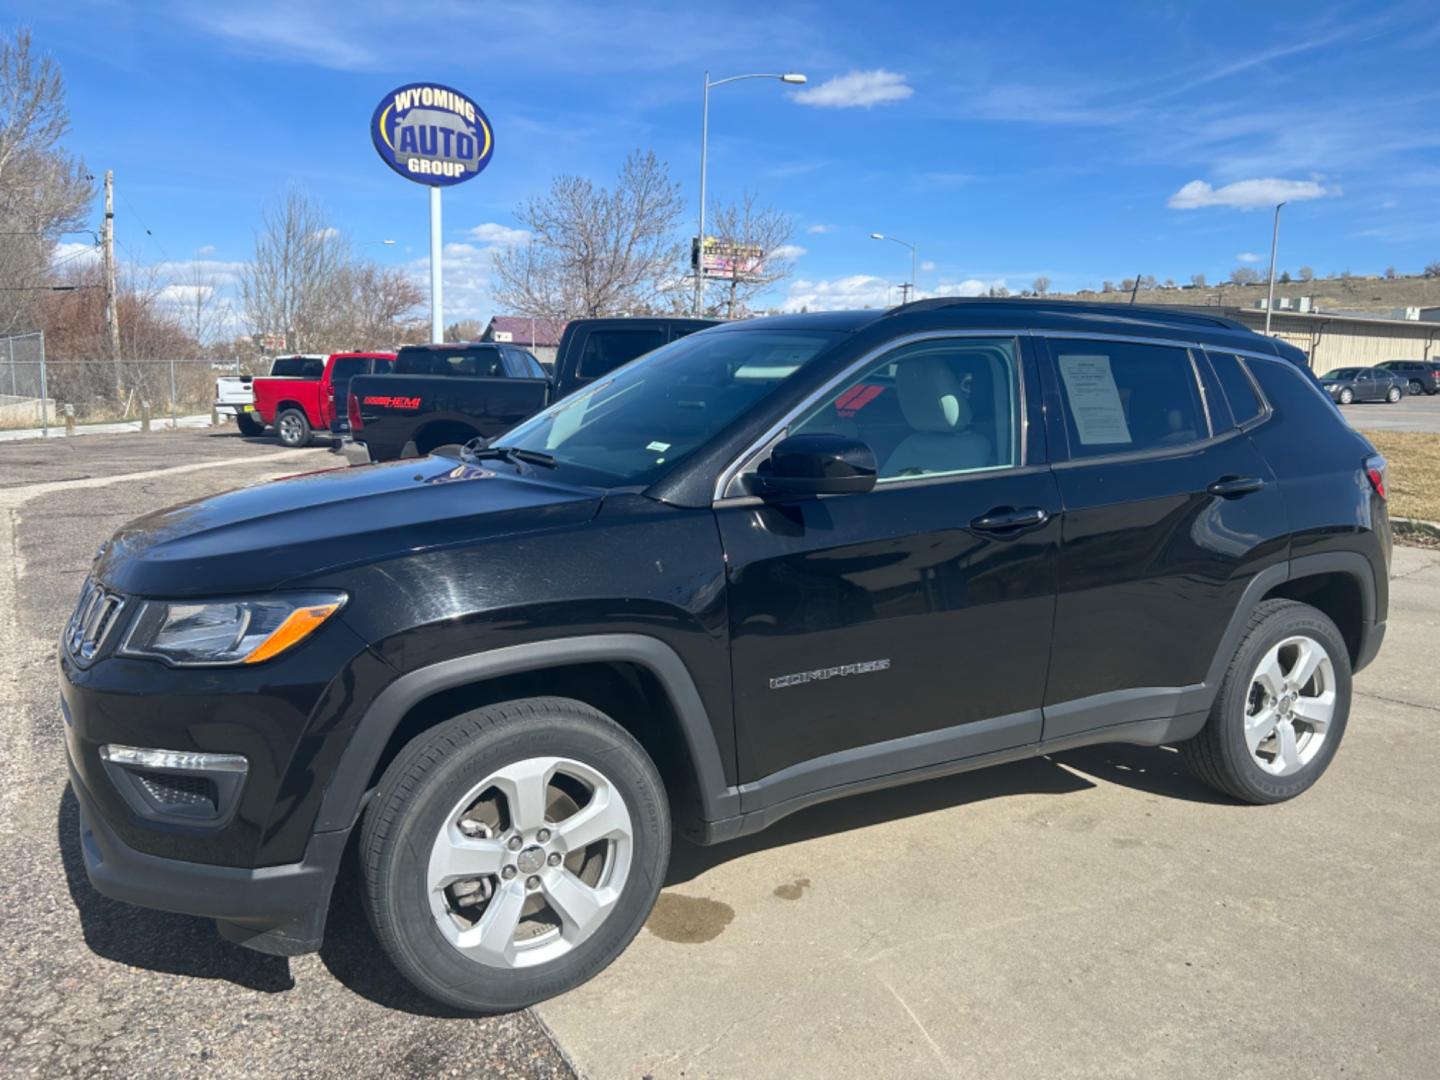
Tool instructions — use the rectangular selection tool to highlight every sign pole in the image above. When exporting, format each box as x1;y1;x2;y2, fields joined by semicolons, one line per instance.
429;185;443;343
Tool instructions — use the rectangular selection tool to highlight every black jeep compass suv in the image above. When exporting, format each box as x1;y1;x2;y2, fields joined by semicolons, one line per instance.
61;300;1390;1012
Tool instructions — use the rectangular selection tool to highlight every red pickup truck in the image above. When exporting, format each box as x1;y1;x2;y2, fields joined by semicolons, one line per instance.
252;352;395;447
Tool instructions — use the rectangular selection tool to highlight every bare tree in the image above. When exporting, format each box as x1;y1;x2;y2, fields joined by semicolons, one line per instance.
1032;275;1050;297
1385;265;1398;280
239;187;349;352
445;319;485;342
1232;266;1261;285
492;150;685;321
1190;273;1207;288
0;27;93;336
1425;262;1440;279
1101;280;1116;293
1298;265;1316;282
177;263;226;350
330;262;425;349
704;191;796;318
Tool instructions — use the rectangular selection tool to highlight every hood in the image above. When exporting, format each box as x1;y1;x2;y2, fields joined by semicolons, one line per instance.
95;456;602;597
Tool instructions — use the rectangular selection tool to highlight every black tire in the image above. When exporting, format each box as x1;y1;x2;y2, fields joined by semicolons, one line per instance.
1180;599;1351;804
1338;388;1353;405
360;697;670;1013
276;407;312;447
1389;386;1403;403
235;412;265;436
1408;380;1423;397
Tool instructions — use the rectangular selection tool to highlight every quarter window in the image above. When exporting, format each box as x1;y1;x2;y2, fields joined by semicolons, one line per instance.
1051;339;1207;458
1207;352;1265;426
791;337;1020;481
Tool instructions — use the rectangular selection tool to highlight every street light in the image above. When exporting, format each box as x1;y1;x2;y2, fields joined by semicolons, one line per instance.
871;233;918;305
695;71;808;315
1264;202;1286;335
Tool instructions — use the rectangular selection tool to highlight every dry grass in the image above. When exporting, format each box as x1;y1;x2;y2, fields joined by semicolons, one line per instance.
1358;430;1440;524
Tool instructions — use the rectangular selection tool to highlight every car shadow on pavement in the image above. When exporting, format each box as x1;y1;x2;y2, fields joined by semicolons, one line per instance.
56;786;297;994
667;742;1231;886
315;834;476;1018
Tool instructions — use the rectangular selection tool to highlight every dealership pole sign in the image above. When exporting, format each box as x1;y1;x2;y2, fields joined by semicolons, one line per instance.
371;83;494;341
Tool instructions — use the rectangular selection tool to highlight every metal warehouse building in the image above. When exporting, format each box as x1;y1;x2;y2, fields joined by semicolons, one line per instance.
1221;307;1440;376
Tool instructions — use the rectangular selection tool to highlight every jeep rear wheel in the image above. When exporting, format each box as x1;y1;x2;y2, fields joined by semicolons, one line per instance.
360;697;669;1012
1181;600;1351;804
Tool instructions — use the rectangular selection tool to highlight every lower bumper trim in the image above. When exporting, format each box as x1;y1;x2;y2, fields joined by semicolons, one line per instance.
71;763;346;955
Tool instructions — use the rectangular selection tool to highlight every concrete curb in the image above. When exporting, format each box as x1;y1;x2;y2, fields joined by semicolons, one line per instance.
1391;516;1440;543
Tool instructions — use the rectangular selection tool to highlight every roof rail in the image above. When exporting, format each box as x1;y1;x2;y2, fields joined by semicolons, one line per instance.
883;296;1250;332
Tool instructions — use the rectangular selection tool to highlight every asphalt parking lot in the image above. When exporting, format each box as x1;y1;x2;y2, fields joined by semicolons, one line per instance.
1340;392;1440;433
3;429;1439;1078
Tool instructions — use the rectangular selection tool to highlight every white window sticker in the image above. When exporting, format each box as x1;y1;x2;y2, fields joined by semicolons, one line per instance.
645;440;671;452
1058;354;1132;445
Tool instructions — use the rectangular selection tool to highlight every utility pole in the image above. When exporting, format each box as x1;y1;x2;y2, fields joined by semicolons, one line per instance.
102;170;122;399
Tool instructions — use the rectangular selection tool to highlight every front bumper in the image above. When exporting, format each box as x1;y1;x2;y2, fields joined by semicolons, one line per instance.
70;756;346;955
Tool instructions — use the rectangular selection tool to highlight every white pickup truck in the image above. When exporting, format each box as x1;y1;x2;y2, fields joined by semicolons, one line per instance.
215;355;326;436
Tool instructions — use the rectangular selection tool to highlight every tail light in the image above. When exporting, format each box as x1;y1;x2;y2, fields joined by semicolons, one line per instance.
1365;454;1387;500
348;391;362;432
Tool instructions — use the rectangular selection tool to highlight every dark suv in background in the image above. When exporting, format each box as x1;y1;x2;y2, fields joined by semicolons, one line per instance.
61;300;1389;1013
1376;359;1439;395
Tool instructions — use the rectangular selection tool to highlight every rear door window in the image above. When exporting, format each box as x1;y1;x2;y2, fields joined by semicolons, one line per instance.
394;347;505;377
576;328;667;380
1206;352;1266;427
1049;339;1208;458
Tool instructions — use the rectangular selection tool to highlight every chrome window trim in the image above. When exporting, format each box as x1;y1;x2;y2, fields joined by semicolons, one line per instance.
711;329;1032;504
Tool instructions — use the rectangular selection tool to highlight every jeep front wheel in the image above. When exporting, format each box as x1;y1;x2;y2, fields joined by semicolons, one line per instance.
360;697;669;1012
1181;600;1350;804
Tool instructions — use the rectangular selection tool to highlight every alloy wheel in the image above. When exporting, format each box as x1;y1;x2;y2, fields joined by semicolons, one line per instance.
1243;634;1335;777
426;756;634;969
279;414;303;443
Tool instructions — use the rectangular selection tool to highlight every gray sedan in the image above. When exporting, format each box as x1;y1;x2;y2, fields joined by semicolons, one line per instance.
1318;366;1407;405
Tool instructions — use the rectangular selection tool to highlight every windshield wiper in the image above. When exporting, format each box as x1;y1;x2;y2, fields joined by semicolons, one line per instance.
461;444;557;468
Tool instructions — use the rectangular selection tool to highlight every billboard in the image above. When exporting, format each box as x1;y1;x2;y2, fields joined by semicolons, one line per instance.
692;236;765;281
371;83;494;187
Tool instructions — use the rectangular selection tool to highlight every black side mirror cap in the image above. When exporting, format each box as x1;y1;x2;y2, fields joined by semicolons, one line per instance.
755;433;878;497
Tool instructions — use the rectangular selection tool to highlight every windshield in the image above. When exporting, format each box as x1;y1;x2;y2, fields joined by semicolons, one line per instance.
499;329;840;486
1325;369;1359;379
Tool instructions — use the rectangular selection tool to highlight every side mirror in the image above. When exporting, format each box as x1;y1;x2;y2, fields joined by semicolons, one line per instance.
755;433;877;497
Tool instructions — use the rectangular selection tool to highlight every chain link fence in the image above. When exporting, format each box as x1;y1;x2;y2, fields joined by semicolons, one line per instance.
2;333;249;433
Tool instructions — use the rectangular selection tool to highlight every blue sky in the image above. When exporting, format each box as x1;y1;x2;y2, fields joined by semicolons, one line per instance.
15;0;1440;327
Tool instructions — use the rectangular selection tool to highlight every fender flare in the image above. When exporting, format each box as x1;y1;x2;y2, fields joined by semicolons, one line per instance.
1202;552;1377;693
312;633;739;833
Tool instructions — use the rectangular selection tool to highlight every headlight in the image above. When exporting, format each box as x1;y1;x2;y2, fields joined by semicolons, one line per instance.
119;592;345;666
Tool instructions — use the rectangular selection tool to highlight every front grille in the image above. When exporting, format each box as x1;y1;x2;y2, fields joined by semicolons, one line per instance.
65;578;125;663
133;770;218;811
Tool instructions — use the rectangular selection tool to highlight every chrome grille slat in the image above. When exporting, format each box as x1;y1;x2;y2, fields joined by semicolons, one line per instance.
65;578;125;664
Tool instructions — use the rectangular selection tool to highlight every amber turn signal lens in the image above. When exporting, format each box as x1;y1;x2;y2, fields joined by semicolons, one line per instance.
242;603;341;664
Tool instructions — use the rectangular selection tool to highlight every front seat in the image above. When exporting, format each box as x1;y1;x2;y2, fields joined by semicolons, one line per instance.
883;356;992;478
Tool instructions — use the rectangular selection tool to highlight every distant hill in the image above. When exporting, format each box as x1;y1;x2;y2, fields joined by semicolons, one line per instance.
1055;274;1440;316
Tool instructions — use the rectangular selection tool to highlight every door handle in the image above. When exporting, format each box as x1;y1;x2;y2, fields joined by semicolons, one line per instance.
971;506;1050;532
1207;476;1264;497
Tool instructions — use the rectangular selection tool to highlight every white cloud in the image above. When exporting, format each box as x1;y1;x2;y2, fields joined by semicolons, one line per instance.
196;244;216;256
466;222;530;246
1167;178;1329;210
781;274;1006;312
156;283;215;306
1236;252;1262;264
313;226;342;240
794;70;914;109
920;260;936;272
805;223;835;235
771;244;806;260
51;241;100;269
